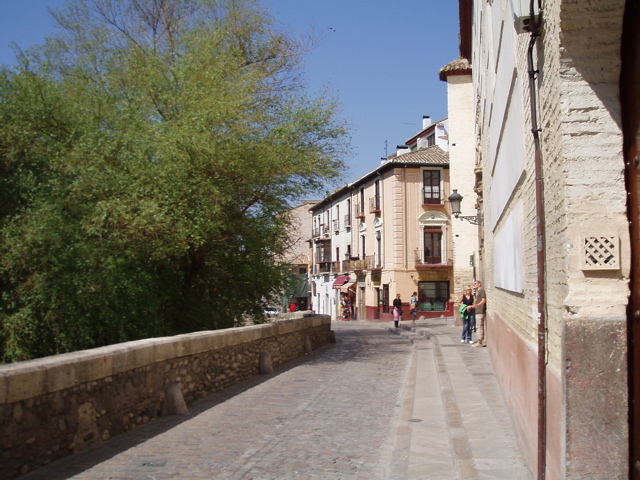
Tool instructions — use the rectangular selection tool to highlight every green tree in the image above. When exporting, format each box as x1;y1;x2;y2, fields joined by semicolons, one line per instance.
0;0;348;362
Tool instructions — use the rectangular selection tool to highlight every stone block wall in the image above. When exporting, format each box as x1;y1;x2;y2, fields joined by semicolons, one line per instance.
0;315;332;479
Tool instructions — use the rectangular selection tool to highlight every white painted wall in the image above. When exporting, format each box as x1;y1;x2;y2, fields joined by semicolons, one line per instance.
445;73;477;297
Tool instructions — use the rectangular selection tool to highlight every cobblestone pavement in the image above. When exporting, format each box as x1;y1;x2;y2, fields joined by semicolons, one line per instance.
19;319;531;480
21;322;415;480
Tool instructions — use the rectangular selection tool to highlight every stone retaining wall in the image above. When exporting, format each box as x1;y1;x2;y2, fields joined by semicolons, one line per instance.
0;315;332;479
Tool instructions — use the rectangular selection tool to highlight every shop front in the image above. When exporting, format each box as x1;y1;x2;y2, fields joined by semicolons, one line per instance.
416;268;454;318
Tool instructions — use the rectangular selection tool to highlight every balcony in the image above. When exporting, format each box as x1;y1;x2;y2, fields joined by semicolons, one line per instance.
422;194;443;206
341;259;351;273
312;224;331;239
332;219;340;233
351;259;367;271
344;214;352;228
414;249;453;268
369;196;381;214
354;202;365;219
314;262;330;274
365;254;383;270
312;261;342;275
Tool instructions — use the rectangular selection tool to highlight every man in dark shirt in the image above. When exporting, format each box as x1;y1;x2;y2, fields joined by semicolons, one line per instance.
470;280;487;347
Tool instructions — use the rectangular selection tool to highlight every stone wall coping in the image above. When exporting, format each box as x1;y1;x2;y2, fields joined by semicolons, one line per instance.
0;315;330;405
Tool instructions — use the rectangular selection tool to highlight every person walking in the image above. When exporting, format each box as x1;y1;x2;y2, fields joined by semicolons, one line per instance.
470;280;487;347
409;292;418;324
459;287;474;344
340;297;351;321
392;294;403;328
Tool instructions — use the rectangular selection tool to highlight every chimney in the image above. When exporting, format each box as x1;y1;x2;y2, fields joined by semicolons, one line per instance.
422;115;432;129
396;145;411;156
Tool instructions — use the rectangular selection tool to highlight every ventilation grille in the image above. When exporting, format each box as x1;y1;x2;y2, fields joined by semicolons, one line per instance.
581;235;619;270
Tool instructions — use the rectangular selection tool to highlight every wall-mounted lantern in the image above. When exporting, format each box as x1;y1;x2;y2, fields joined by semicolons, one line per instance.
448;189;483;225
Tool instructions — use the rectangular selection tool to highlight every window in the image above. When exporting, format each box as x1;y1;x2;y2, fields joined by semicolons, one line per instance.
316;243;331;263
418;281;449;311
423;170;441;204
426;134;435;146
423;228;442;264
369;179;381;212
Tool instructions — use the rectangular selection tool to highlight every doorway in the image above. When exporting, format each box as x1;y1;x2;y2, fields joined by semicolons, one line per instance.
358;286;365;320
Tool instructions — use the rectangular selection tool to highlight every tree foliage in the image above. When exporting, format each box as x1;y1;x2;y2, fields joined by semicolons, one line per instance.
0;0;348;362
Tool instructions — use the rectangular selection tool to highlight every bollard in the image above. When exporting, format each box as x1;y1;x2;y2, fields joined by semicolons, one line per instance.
259;351;274;374
164;382;189;415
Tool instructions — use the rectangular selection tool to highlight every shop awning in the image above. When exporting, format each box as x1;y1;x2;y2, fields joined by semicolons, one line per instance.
340;282;356;293
332;275;350;289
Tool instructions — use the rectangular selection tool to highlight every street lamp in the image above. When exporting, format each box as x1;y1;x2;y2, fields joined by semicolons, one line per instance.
448;189;483;225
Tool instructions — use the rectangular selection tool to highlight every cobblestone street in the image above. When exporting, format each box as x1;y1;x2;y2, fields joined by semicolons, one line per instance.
21;322;415;480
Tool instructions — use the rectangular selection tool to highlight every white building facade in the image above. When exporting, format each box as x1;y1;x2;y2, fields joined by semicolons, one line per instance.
310;191;354;320
460;0;636;478
439;59;479;301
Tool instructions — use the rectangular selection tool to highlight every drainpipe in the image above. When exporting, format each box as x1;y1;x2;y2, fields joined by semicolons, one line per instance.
526;2;547;479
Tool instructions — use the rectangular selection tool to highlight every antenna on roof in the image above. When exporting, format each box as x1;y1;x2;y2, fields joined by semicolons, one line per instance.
384;140;389;157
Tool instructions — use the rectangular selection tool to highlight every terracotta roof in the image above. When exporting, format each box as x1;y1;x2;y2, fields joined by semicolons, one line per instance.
387;145;449;165
350;145;449;186
309;146;449;211
439;58;472;81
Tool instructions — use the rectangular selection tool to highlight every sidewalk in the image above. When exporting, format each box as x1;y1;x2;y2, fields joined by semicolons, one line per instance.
386;315;531;479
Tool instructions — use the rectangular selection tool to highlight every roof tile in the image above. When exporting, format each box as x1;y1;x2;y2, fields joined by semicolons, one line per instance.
439;58;472;81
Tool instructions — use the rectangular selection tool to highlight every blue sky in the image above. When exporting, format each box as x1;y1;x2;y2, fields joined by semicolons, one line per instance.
0;0;460;182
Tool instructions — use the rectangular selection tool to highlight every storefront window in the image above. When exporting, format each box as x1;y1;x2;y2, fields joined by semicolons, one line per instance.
418;281;449;311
